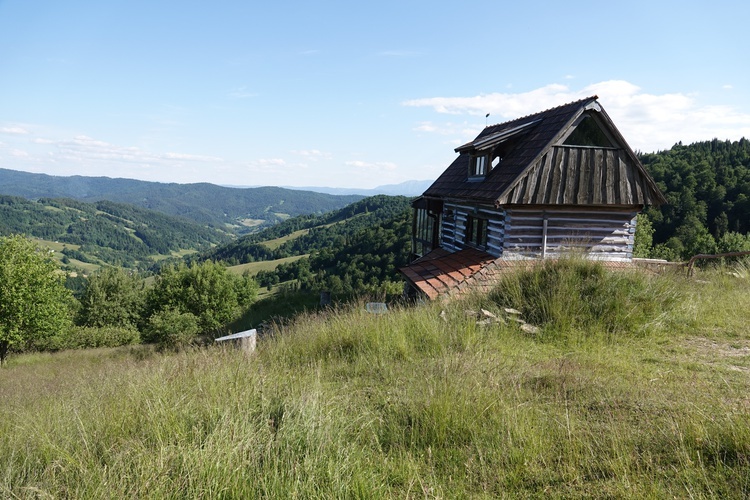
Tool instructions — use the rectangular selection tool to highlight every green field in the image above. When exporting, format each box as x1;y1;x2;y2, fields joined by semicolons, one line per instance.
2;261;749;497
260;228;311;251
227;254;308;275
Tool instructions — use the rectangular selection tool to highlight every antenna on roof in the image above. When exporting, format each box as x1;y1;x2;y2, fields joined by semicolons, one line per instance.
485;113;490;127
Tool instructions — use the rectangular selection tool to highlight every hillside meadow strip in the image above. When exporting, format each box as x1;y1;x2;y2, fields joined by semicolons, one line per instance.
1;262;749;498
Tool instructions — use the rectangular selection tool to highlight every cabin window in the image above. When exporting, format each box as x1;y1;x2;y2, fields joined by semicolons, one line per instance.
465;215;488;248
413;207;439;258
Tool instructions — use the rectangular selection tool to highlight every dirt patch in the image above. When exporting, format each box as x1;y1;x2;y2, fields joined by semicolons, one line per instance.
680;337;750;377
682;337;750;358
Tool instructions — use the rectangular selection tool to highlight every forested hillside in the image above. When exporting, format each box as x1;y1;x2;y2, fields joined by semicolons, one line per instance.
641;138;750;259
0;195;229;269
201;195;413;295
0;168;363;231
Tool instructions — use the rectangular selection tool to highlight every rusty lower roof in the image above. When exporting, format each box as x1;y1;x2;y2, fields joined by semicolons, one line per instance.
399;247;497;300
401;249;641;300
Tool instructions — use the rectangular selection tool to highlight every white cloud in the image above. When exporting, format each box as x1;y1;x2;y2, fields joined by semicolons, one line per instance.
346;160;397;171
48;135;224;165
253;158;286;166
403;80;750;153
164;152;223;162
413;121;478;138
0;126;30;135
402;83;573;117
291;149;332;160
723;84;734;90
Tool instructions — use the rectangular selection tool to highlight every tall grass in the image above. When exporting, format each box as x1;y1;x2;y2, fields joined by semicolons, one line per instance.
490;257;681;342
1;263;749;497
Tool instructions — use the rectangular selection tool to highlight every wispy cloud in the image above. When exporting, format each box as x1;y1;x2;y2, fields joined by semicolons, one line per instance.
49;135;224;165
227;86;258;99
0;141;30;157
246;158;287;172
413;121;478;137
0;126;31;135
346;160;397;171
403;80;750;153
291;149;332;160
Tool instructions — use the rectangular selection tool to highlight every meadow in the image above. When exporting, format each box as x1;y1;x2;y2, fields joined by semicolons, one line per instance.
1;260;749;498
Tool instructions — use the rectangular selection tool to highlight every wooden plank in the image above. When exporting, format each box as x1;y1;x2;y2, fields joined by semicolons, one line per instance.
530;154;547;203
563;147;580;203
593;149;604;204
605;150;616;203
546;147;564;204
616;151;629;204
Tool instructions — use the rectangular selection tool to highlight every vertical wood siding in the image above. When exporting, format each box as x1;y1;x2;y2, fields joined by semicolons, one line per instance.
499;146;658;206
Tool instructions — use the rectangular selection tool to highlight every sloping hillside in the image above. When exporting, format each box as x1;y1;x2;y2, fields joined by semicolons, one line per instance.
0;195;229;269
2;262;749;497
0;168;363;231
199;195;413;295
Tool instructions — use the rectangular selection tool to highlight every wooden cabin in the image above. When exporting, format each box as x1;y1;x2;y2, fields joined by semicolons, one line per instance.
400;96;666;299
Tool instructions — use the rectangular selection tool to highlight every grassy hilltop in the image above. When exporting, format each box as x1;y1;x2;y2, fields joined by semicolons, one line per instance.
1;260;749;497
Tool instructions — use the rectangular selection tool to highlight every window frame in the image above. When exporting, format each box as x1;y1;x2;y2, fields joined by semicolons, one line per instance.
469;154;488;179
464;215;488;248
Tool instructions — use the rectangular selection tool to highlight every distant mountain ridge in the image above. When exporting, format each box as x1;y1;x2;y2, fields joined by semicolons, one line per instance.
220;180;432;197
281;179;433;197
0;168;364;231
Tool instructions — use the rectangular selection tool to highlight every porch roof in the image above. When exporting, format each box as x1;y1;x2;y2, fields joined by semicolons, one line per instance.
399;247;497;299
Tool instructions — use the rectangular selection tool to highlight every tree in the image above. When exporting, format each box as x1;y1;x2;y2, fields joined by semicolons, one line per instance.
77;267;145;329
0;235;72;364
145;261;258;335
633;213;654;258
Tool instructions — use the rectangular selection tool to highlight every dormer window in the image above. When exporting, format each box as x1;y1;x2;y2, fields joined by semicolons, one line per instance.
470;155;488;178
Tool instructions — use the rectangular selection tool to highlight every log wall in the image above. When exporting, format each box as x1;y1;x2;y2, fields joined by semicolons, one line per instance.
502;207;638;261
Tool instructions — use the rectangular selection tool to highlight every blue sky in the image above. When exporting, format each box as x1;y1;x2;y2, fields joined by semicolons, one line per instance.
1;0;749;188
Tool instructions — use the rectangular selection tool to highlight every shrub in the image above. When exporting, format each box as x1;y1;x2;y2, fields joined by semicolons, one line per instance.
144;308;200;349
70;326;141;349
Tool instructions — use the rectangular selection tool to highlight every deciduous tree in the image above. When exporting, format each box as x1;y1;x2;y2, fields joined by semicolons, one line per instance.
0;235;72;364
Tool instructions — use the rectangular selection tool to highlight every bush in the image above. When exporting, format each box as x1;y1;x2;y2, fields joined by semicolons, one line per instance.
70;326;141;349
36;326;141;351
144;308;200;349
489;257;679;340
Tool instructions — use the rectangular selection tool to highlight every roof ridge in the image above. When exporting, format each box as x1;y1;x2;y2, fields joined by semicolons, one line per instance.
483;95;598;131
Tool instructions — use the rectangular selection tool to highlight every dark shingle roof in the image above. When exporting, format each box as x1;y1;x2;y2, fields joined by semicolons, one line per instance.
423;97;666;206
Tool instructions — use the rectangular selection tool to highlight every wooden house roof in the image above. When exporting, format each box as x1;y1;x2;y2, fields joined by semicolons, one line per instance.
423;97;666;207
